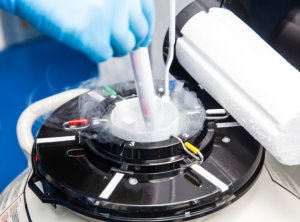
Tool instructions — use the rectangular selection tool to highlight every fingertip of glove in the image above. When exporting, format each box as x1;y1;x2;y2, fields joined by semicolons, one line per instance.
140;36;152;47
88;49;113;63
111;31;136;57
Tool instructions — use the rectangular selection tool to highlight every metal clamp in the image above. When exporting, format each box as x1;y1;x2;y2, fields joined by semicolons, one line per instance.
206;109;229;120
63;122;89;131
63;118;108;131
90;118;108;126
172;135;204;163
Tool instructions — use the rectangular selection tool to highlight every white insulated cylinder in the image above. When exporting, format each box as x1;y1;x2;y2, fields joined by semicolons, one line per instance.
176;8;300;165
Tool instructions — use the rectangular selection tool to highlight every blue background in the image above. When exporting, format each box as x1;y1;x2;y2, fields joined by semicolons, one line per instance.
0;37;97;191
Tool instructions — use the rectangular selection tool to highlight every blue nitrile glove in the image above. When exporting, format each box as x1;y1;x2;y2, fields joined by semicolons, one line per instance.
0;0;155;62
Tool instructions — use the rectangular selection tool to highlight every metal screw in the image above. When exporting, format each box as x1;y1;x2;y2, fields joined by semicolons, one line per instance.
158;87;164;93
129;141;135;147
129;177;138;185
222;137;230;143
134;166;141;171
184;212;191;217
182;133;189;138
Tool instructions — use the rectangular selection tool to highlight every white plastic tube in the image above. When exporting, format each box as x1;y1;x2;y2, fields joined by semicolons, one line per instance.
130;47;158;130
164;0;176;99
17;89;88;161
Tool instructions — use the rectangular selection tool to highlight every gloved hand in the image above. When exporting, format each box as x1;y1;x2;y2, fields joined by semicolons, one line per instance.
0;0;155;62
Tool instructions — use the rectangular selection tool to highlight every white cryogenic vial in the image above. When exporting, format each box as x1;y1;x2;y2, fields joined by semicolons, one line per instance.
130;47;159;131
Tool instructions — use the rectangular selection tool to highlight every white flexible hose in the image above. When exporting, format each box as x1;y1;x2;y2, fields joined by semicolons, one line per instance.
164;0;176;99
17;89;88;161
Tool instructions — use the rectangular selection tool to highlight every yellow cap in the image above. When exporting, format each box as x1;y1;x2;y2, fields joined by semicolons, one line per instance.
184;142;199;155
